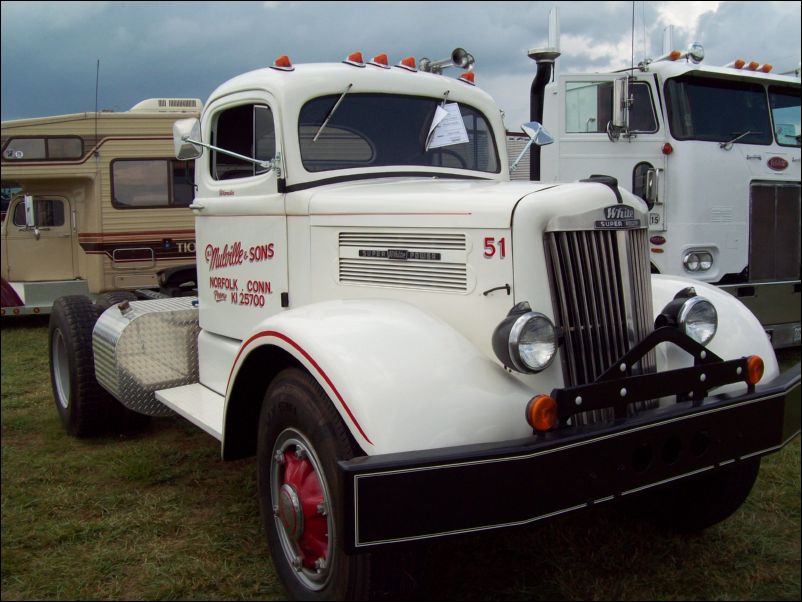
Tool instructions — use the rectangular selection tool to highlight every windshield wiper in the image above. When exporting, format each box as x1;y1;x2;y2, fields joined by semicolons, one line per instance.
719;130;757;150
313;83;353;142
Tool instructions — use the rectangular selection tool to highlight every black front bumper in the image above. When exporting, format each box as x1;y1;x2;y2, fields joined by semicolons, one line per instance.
340;362;800;552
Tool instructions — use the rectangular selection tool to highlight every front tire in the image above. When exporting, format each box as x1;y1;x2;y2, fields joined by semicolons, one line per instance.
257;368;371;600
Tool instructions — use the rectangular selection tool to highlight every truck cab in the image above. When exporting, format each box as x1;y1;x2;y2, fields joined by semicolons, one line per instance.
537;51;801;348
47;51;800;601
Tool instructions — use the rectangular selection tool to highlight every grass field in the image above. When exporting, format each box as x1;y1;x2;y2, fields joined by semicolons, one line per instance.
1;316;800;601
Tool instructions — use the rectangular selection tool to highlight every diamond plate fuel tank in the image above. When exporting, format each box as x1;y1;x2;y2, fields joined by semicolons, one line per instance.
93;297;200;416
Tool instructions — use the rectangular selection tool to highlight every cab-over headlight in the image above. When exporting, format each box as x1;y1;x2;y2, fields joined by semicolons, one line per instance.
492;303;557;373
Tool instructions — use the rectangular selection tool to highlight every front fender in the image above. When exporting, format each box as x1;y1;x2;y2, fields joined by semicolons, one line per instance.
226;299;532;455
651;275;779;391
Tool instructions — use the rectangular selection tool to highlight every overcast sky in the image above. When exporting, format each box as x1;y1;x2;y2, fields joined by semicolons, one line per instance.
2;1;800;129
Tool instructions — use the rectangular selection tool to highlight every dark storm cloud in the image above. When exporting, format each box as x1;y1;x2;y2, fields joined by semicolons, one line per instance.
1;1;800;128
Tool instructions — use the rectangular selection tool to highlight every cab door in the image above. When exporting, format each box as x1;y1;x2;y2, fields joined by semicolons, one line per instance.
192;91;288;341
543;74;668;230
5;195;76;281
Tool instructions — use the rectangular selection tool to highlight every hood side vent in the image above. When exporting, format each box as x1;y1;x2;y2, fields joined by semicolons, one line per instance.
338;231;469;292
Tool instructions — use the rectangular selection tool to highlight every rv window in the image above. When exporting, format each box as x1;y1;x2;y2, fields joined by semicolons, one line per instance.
111;159;195;209
2;136;83;161
47;137;84;159
565;81;657;134
12;198;65;227
4;138;46;160
211;104;276;180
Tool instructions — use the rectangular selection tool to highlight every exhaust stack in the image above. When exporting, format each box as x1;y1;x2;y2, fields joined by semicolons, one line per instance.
528;7;561;180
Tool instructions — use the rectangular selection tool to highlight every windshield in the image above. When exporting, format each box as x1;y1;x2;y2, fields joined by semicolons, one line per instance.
665;75;772;145
298;94;499;174
769;86;801;147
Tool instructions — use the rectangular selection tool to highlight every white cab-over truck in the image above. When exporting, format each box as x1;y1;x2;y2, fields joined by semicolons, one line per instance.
48;51;801;600
527;28;801;348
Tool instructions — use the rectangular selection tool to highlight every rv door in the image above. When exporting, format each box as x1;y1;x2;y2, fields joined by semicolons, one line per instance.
6;195;76;281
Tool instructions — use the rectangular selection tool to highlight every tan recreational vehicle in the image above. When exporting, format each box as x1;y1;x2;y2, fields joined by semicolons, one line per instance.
1;98;201;316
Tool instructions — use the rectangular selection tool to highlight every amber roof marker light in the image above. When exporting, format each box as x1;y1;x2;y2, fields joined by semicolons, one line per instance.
271;55;294;71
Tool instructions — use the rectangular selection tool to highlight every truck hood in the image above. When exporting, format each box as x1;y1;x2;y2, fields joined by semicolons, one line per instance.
305;178;561;229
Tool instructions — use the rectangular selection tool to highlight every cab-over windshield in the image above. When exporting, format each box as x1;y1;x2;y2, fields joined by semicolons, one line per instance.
298;94;499;173
665;74;800;147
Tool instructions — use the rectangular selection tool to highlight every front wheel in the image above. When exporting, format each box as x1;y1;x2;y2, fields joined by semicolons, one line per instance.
257;368;371;600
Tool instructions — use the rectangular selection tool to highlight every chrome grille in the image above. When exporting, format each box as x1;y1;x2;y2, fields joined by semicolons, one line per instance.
749;182;801;281
545;228;655;424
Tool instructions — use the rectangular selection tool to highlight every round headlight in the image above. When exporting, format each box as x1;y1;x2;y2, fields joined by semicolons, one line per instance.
509;312;557;372
678;296;717;345
683;252;700;272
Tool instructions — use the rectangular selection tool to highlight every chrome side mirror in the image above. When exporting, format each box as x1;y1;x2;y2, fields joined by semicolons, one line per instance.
608;76;632;142
612;76;630;129
521;121;554;147
173;118;203;160
23;194;40;239
509;121;554;175
24;194;35;228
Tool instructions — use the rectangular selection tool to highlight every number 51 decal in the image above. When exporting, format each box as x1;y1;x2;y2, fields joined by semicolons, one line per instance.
484;237;507;258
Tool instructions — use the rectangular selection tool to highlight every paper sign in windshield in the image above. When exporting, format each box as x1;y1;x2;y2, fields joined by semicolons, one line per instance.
426;103;469;150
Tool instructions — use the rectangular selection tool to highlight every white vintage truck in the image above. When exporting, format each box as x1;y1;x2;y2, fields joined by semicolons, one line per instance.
48;51;800;600
526;20;801;349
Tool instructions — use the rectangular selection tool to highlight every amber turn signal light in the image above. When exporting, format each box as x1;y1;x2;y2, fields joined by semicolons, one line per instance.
526;394;558;432
745;355;764;386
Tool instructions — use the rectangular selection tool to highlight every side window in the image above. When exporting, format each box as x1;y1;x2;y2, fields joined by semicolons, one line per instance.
632;162;654;201
2;137;83;161
565;81;657;133
565;82;613;133
111;159;195;209
211;104;276;180
12;198;65;227
629;83;658;133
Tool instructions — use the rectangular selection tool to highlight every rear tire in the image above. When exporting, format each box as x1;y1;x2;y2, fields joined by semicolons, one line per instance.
49;295;150;436
94;290;138;315
50;296;117;436
257;368;372;600
630;458;761;532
